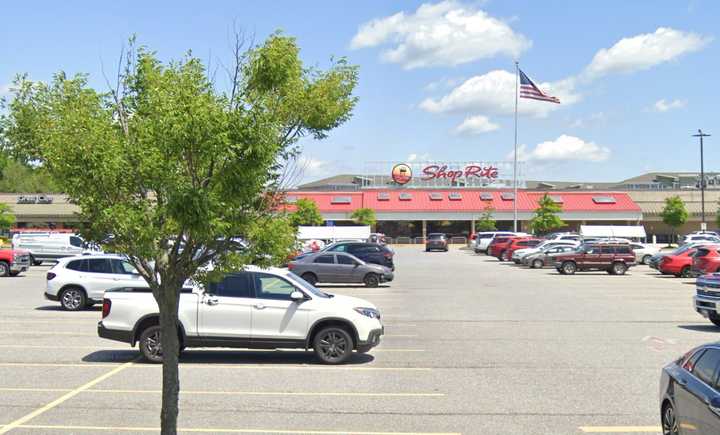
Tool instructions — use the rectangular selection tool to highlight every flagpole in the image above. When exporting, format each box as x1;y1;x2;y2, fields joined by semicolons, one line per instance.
513;61;519;232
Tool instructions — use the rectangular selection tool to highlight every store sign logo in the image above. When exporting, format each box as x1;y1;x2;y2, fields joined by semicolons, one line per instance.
421;165;499;183
391;163;412;185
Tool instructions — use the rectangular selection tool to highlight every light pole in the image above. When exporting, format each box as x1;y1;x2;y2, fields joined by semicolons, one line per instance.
693;129;711;230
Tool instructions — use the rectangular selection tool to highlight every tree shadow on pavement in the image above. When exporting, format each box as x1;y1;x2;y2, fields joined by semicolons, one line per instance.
83;349;374;365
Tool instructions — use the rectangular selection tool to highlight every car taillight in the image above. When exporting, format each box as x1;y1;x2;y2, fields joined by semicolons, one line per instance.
384;251;393;258
287;263;294;271
102;299;111;318
46;272;56;281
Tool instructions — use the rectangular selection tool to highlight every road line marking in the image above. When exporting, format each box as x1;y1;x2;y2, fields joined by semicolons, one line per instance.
385;334;418;337
0;359;137;434
0;320;92;325
373;349;425;352
0;387;444;397
0;330;97;336
0;362;432;371
0;344;125;350
17;425;461;434
578;426;661;433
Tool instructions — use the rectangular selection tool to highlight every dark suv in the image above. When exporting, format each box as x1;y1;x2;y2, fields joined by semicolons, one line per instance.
325;242;395;270
553;242;636;275
425;233;448;252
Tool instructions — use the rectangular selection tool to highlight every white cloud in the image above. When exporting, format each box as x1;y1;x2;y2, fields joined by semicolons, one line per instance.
652;98;687;112
423;76;464;92
454;115;499;135
569;112;606;128
350;0;531;69
420;70;579;118
407;153;431;162
584;27;711;78
510;135;610;162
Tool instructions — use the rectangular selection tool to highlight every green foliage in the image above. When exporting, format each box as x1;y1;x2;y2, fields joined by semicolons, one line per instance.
475;205;497;232
661;196;688;242
529;194;565;235
289;198;323;227
351;207;376;227
0;203;15;231
0;160;59;192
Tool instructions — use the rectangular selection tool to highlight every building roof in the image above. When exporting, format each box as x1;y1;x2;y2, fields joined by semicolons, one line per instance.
289;190;641;214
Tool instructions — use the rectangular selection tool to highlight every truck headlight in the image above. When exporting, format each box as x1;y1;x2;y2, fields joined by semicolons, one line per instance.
354;307;381;319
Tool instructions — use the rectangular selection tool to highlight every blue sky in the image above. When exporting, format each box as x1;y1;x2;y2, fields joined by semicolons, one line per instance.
1;1;717;184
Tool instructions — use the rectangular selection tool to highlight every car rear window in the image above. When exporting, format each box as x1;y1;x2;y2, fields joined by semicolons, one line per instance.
66;259;88;272
428;234;445;240
692;348;720;386
314;255;335;264
478;234;494;239
494;237;509;243
615;246;631;254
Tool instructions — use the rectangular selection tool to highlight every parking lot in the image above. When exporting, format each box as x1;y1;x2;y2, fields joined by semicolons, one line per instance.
0;246;716;434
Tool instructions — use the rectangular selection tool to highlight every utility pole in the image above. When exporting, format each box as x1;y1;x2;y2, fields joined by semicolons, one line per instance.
693;129;711;230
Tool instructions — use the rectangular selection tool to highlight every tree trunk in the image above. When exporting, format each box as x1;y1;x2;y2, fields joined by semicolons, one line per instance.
158;281;181;435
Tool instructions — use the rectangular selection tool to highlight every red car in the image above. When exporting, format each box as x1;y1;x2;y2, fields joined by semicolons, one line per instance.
659;245;706;278
0;248;31;277
489;236;521;261
692;245;720;275
505;238;543;262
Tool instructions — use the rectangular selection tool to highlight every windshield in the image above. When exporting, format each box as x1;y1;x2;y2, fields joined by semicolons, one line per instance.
288;271;331;298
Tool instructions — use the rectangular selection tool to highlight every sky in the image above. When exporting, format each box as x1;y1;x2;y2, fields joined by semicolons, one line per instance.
1;0;718;184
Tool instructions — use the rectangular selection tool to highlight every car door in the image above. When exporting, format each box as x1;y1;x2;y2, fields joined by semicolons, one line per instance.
335;253;362;283
675;348;720;434
311;254;336;282
68;235;85;256
109;259;147;289
84;258;119;299
196;272;254;343
250;272;310;345
578;246;598;269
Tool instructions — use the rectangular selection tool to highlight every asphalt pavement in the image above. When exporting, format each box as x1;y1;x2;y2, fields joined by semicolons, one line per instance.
0;247;717;434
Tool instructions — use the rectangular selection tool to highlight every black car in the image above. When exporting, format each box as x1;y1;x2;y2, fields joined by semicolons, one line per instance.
660;343;720;434
425;233;449;252
324;242;395;270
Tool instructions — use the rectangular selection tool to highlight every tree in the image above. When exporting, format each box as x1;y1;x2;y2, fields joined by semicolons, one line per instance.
0;203;15;231
661;195;688;245
529;194;565;235
351;207;376;227
2;34;357;434
289;198;323;227
475;205;496;232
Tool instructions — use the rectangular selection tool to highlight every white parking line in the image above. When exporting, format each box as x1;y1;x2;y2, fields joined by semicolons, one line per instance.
15;425;461;434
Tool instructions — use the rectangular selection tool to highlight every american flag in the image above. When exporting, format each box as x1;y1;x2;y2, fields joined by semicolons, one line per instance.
519;69;560;104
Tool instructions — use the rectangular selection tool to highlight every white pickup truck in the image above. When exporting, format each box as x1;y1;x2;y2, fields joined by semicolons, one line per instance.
98;266;384;364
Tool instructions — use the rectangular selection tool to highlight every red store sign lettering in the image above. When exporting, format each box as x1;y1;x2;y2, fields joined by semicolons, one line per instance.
421;165;499;183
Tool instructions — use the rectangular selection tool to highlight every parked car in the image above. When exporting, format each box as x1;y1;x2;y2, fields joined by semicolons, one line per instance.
425;233;449;252
298;242;395;270
553;242;636;275
694;273;720;326
0;248;31;277
98;266;384;364
473;231;522;254
682;234;720;245
288;252;393;287
650;243;705;270
693;246;720;276
45;255;147;310
512;240;579;264
660;343;720;434
523;245;578;269
12;232;101;265
488;236;521;260
659;245;717;278
544;232;582;242
505;238;543;262
629;243;660;265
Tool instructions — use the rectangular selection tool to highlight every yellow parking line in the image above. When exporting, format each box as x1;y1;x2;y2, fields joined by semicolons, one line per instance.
0;359;137;434
16;425;461;434
0;387;444;397
0;362;432;371
578;426;661;433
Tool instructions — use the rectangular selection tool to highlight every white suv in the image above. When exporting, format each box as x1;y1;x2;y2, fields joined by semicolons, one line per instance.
45;255;147;310
98;266;384;364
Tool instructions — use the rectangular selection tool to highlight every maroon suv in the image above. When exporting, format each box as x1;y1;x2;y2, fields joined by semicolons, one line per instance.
553;242;636;275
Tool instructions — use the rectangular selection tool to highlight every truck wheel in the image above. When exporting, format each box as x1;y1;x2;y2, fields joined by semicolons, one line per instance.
139;325;164;363
313;327;353;364
641;255;651;265
30;255;42;266
9;271;20;277
561;261;576;275
611;262;627;275
0;261;8;277
364;273;379;288
532;259;543;269
60;287;86;311
301;273;318;286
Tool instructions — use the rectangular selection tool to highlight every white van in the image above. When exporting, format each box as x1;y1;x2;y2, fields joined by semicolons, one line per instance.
11;233;100;265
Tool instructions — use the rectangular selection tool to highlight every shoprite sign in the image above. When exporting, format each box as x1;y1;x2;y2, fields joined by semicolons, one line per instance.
421;164;499;182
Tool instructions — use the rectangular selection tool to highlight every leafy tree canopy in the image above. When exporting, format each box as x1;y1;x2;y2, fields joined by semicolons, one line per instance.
351;207;376;227
529;194;565;235
475;205;497;232
289;198;323;227
661;195;688;231
0;203;15;231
